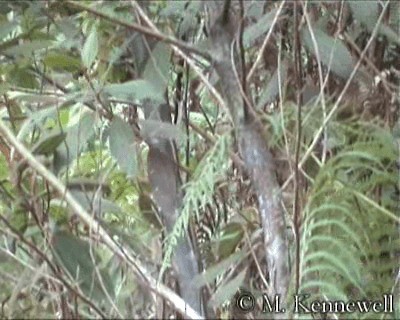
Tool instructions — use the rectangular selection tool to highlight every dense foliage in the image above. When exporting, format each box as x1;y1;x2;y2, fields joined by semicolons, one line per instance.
0;1;398;319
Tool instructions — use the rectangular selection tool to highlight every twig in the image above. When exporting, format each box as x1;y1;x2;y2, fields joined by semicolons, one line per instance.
0;119;204;319
64;1;211;61
280;1;390;192
246;1;286;82
0;214;107;318
130;1;228;120
292;1;303;296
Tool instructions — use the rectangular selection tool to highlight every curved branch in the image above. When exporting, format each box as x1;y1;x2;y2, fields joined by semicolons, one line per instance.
208;1;290;316
0;119;204;320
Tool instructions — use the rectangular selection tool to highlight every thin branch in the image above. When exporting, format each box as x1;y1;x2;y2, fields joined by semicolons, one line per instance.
246;1;286;82
0;214;107;318
280;1;390;193
208;0;290;312
0;120;204;320
292;1;303;296
130;1;228;121
64;1;211;61
302;1;330;165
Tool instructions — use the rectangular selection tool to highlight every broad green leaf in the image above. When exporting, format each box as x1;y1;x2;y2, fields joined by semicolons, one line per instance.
7;67;38;89
243;9;278;47
301;27;354;79
108;116;137;178
193;251;245;287
9;207;29;234
4;40;53;57
44;52;82;72
348;1;378;31
32;131;66;155
17;106;58;142
129;34;151;74
257;62;287;109
81;26;98;68
52;230;114;303
378;24;400;45
160;1;187;17
143;42;171;92
216;222;244;260
53;111;96;172
104;79;163;103
210;269;246;307
179;9;201;38
69;190;122;217
246;1;265;19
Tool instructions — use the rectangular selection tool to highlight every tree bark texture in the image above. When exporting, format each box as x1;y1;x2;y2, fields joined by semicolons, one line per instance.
208;0;290;312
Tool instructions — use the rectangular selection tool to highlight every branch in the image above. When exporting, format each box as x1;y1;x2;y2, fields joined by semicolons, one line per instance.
130;1;229;121
0;214;107;318
0;120;204;320
64;1;211;61
208;1;290;315
246;1;286;82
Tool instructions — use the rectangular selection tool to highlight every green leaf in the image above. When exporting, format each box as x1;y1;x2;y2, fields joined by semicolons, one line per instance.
301;27;354;79
348;1;378;31
179;10;199;38
210;269;246;307
7;67;38;89
160;1;187;17
17;105;62;141
69;190;122;217
243;9;278;47
216;222;244;260
4;40;53;57
54;111;96;172
44;52;82;72
246;1;265;19
9;207;29;234
193;251;244;288
32;131;66;155
104;79;163;103
143;42;171;92
52;230;114;303
108;116;137;178
81;26;98;68
257;62;287;109
378;24;400;45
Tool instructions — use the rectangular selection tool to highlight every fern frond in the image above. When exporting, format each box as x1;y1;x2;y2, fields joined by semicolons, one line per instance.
295;121;399;319
160;134;231;279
